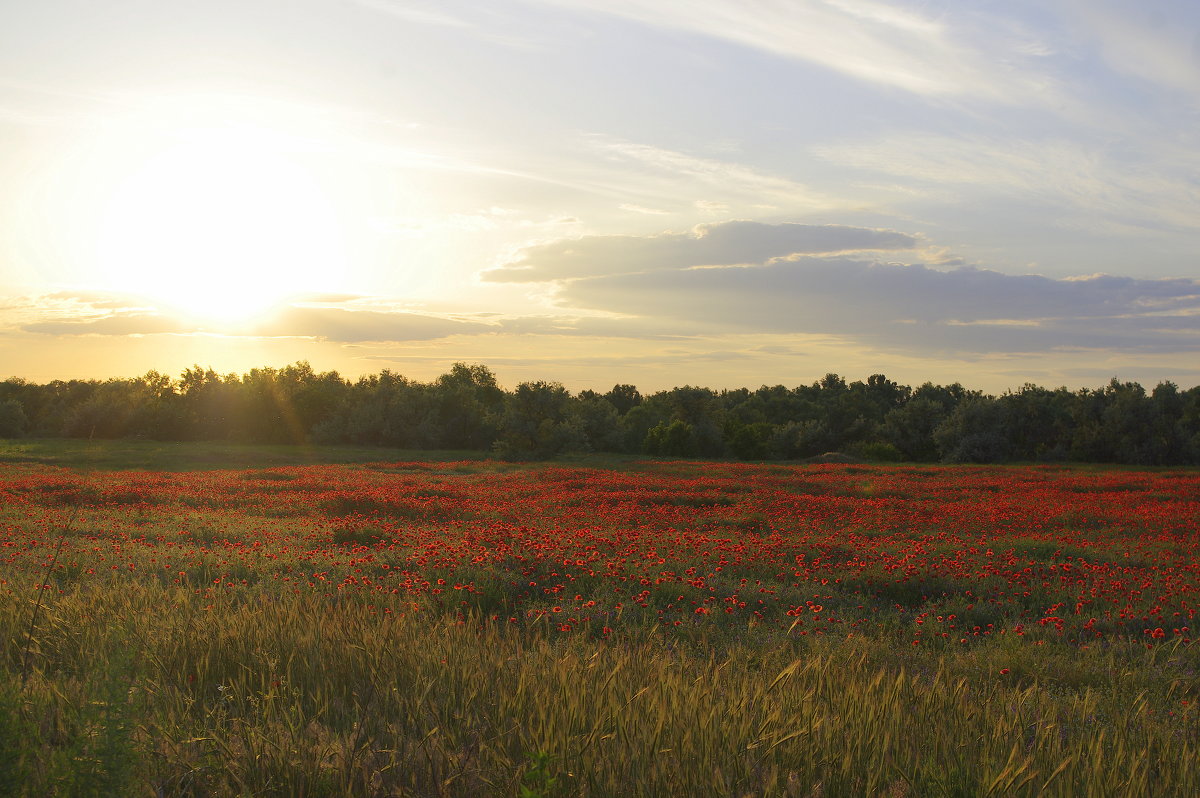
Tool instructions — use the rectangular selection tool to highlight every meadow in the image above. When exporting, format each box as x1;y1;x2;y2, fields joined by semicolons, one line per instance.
0;440;1197;796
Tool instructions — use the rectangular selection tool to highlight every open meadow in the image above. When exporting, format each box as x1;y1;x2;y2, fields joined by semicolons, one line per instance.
0;440;1198;796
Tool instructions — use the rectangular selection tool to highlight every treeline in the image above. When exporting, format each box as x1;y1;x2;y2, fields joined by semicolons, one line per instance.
0;362;1198;464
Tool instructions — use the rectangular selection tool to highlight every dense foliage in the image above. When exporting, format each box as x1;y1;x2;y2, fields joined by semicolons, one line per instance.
2;362;1199;463
0;451;1198;795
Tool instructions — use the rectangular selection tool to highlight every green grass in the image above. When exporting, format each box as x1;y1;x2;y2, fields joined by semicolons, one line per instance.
0;438;492;472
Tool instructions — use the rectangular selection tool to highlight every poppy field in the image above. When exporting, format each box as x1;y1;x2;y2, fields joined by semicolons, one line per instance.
0;445;1198;796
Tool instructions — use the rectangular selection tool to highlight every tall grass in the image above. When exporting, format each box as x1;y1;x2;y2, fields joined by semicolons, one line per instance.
1;584;1197;796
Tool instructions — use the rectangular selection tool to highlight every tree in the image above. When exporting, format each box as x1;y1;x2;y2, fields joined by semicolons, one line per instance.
1095;379;1170;465
864;373;909;413
432;363;504;449
1178;386;1200;463
178;367;242;441
619;401;669;453
237;362;348;444
658;386;725;456
603;384;642;415
725;420;772;460
314;370;438;448
643;419;698;457
0;398;27;438
881;397;946;461
933;397;1009;463
494;381;586;458
573;396;624;452
767;419;836;459
998;384;1073;461
61;377;172;439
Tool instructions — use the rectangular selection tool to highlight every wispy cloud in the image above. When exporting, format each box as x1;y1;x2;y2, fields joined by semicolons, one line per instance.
583;135;840;212
618;203;672;216
1069;1;1200;95
344;0;475;30
536;0;1056;104
815;133;1200;234
343;0;539;48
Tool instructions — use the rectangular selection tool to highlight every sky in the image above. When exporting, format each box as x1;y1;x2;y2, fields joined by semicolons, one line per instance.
2;0;1199;393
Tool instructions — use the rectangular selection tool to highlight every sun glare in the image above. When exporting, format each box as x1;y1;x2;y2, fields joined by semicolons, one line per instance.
79;101;349;324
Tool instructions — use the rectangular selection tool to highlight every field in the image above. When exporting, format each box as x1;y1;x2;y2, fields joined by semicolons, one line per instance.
0;441;1198;796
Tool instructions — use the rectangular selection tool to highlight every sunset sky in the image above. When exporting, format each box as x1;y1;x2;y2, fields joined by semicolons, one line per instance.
2;0;1199;393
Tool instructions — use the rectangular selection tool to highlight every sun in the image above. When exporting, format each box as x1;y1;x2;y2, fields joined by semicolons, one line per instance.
81;101;349;324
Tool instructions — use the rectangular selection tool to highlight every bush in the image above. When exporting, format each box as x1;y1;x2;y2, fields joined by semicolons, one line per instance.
851;441;904;462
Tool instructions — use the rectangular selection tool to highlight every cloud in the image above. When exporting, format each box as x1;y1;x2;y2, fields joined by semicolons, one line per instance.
41;290;156;310
484;220;1200;354
1069;1;1200;95
242;307;493;342
815;134;1200;233
545;249;1200;354
0;291;162;332
695;200;730;214
1055;365;1200;381
345;0;474;30
365;348;751;370
618;203;672;215
583;136;838;212
344;0;536;48
495;314;703;341
535;0;1057;104
23;313;193;336
484;220;919;282
17;297;494;343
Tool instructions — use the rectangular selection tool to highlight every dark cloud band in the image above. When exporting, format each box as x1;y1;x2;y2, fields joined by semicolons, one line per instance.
555;256;1200;353
484;221;919;282
22;305;492;343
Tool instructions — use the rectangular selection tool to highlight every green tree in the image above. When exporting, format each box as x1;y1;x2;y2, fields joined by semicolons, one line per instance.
881;397;946;461
178;366;242;441
863;373;910;415
573;396;624;452
0;398;27;438
433;363;504;449
619;400;669;453
61;377;172;439
933;397;1009;463
1096;379;1171;465
314;370;439;448
724;419;772;460
767;419;836;459
658;386;725;456
998;384;1073;461
603;384;642;415
643;419;698;457
494;381;586;458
